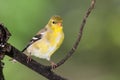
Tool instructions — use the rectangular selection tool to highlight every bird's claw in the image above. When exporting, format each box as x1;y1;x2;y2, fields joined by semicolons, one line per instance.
27;56;32;63
50;61;57;69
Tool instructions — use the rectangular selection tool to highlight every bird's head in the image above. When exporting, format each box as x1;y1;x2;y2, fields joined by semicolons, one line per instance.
48;15;63;31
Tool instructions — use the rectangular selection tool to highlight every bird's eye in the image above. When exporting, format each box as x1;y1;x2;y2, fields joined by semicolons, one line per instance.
52;21;56;24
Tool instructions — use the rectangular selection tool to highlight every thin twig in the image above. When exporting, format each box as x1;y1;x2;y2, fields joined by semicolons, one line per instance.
55;0;96;68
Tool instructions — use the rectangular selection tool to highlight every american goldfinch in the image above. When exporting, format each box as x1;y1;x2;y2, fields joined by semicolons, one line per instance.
22;15;64;68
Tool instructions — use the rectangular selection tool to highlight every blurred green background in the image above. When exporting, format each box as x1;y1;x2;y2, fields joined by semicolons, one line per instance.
0;0;120;80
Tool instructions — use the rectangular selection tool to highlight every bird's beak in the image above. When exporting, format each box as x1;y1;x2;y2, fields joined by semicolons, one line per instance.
57;22;62;26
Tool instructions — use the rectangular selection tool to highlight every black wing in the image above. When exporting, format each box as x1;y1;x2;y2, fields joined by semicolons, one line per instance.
22;34;42;52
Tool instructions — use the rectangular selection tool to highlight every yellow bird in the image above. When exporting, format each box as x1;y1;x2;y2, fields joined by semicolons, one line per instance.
22;15;64;68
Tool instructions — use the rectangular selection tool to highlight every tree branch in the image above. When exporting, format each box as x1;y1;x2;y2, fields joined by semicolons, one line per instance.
0;23;11;80
0;61;4;80
0;0;96;80
6;44;67;80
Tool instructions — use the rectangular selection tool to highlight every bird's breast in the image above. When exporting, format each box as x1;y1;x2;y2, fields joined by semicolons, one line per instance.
46;31;64;46
27;30;64;59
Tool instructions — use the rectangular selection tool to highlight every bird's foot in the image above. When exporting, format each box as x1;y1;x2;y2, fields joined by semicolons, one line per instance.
27;56;32;63
50;61;57;69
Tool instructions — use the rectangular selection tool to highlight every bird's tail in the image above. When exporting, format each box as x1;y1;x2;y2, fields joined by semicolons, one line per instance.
22;44;30;52
22;46;30;57
22;47;27;52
